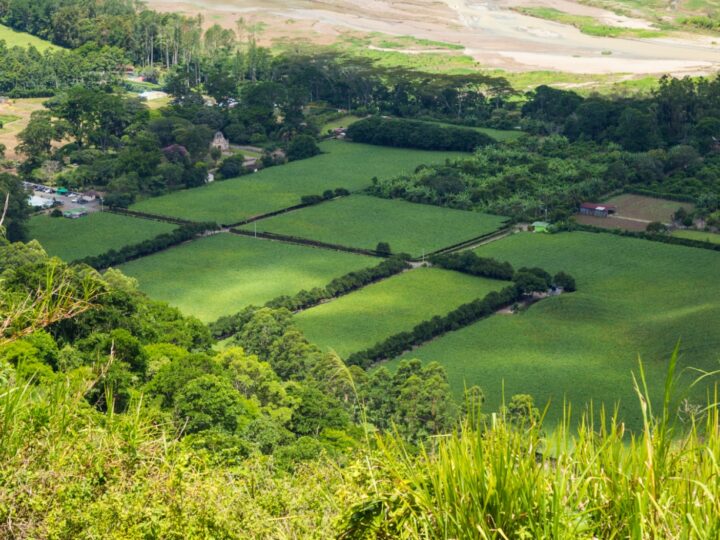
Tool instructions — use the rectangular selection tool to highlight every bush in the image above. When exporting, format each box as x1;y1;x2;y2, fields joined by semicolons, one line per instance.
300;194;324;205
347;117;495;152
50;208;63;218
376;242;392;256
218;154;246;179
287;135;320;161
430;252;514;280
553;271;576;292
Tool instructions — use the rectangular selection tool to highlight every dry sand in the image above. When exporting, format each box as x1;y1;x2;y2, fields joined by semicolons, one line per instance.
146;0;720;75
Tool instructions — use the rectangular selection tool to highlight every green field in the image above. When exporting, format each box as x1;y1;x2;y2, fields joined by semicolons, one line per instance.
28;212;176;262
0;24;59;51
243;195;507;257
119;233;378;322
321;115;362;133
391;232;720;430
672;229;720;244
295;268;507;358
131;140;464;225
417;119;524;142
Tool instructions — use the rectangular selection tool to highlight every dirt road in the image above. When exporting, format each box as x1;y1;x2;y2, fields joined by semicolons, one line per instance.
146;0;720;75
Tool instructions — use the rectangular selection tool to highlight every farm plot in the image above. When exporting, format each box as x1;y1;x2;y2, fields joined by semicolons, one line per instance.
672;229;720;245
295;267;507;358
391;232;720;431
119;233;378;322
241;195;507;257
131;140;464;225
28;212;176;262
575;194;694;231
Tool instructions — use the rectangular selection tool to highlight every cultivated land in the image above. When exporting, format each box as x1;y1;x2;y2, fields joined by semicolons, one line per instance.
575;194;694;230
28;212;176;262
0;23;59;51
131;140;465;225
672;229;720;244
392;232;720;430
119;233;378;322
243;195;507;257
295;267;507;358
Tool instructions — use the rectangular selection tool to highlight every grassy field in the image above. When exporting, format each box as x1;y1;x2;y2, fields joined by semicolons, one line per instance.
0;24;59;51
321;115;362;133
295;267;507;358
391;232;720;431
132;140;464;225
28;212;176;262
417;119;524;142
242;195;507;257
119;233;378;322
672;229;720;244
0;98;47;160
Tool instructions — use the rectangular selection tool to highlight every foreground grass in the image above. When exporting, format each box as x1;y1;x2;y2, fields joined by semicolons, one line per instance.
28;213;176;262
119;233;378;322
244;195;507;257
132;140;464;225
295;267;506;357
392;232;720;430
340;356;720;539
0;23;59;50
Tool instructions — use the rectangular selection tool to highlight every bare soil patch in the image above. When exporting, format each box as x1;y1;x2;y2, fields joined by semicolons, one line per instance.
0;98;46;160
605;194;694;223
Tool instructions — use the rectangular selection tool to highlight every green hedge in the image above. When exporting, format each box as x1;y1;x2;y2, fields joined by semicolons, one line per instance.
347;117;495;152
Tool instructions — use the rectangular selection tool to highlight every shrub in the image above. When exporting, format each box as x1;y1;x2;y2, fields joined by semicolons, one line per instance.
287;135;320;161
376;242;392;256
218;154;246;179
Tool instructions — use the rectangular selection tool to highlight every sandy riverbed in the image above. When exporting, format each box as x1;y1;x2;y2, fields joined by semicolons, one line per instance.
145;0;720;75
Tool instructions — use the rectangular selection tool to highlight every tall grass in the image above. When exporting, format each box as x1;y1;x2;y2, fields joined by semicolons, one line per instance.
338;351;720;539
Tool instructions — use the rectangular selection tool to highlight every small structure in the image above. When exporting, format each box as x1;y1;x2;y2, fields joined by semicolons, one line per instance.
531;221;550;233
580;202;616;218
28;195;54;209
210;131;230;152
56;187;69;195
63;209;88;219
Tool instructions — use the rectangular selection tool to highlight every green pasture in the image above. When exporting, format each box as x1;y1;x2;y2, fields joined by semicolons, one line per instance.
119;233;378;322
321;115;362;133
392;232;720;431
28;212;176;262
416;119;524;142
243;195;507;257
295;267;507;358
0;24;59;51
672;229;720;244
131;140;464;225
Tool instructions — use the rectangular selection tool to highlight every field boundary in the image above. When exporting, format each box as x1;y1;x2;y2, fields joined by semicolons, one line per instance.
107;207;197;226
424;226;513;258
229;228;384;257
567;222;720;252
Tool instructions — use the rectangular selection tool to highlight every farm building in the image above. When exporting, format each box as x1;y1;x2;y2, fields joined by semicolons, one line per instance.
531;221;550;233
580;202;617;218
211;132;230;152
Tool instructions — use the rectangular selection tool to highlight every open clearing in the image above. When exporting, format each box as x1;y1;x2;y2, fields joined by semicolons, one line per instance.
0;24;59;51
390;232;720;431
295;267;507;358
243;195;507;257
418;119;525;141
672;229;720;244
0;98;47;160
119;233;378;322
28;213;176;262
132;140;464;225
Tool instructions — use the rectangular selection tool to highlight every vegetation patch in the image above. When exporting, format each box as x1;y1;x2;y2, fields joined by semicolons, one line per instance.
516;7;665;38
241;195;507;257
119;233;378;322
28;212;176;262
295;268;507;358
672;229;720;244
0;23;59;51
391;232;720;430
131;140;464;225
